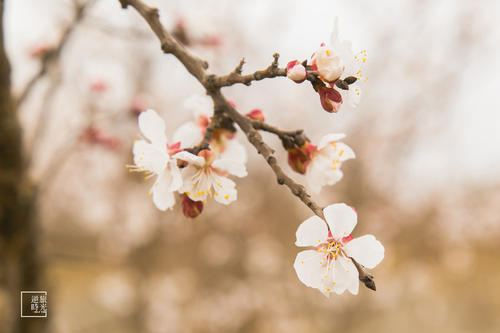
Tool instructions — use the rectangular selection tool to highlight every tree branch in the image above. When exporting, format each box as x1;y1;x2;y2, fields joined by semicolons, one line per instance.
117;0;379;290
212;53;287;88
14;0;93;109
118;0;322;217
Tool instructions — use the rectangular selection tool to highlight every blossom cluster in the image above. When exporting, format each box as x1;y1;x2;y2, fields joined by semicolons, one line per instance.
127;20;383;297
287;19;368;113
127;105;247;218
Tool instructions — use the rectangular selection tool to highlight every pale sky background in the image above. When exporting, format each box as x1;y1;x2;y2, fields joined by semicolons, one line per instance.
4;0;500;192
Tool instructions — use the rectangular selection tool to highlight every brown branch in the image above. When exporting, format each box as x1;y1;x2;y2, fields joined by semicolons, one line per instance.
14;1;93;109
118;0;322;217
210;90;325;218
250;119;306;149
118;0;208;82
352;258;376;291
212;53;287;88
117;0;379;290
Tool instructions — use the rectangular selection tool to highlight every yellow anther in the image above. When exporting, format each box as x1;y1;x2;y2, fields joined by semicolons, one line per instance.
301;261;304;264
186;192;191;195
339;150;344;157
224;194;229;200
325;49;331;56
147;191;152;196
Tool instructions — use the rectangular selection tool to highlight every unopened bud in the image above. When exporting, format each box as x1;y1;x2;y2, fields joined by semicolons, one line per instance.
287;142;317;174
246;109;265;122
318;86;342;113
90;80;108;93
198;149;215;165
287;60;307;83
181;194;203;218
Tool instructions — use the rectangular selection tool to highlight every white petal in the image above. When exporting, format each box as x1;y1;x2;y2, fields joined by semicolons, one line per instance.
167;160;182;191
212;176;237;205
295;215;328;247
172;151;205;166
219;139;247;164
151;172;176;211
138;109;167;148
184;94;213;117
133;140;168;174
346;82;362;108
294;250;326;289
344;234;384;269
179;166;199;198
332;256;359;295
323;203;357;240
305;156;343;194
335;142;355;161
212;158;247;177
172;121;203;148
318;133;346;149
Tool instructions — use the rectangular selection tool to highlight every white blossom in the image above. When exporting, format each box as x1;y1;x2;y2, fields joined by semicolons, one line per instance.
128;109;182;211
328;19;368;108
305;133;355;194
312;19;368;109
294;203;384;296
174;149;247;205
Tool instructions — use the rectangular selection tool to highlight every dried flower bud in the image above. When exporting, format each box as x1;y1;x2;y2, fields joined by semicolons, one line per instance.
318;86;342;113
246;109;265;122
334;79;349;90
344;76;358;84
181;194;204;218
287;142;317;174
287;60;307;83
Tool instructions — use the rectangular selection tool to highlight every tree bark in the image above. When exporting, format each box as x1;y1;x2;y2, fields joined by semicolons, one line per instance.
0;1;45;332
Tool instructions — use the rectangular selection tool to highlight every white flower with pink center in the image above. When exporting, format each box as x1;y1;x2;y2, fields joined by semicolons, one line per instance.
294;203;384;296
313;19;368;109
128;109;183;211
174;149;247;205
305;133;355;194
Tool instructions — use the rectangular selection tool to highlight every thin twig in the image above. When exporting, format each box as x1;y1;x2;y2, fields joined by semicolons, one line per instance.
14;1;93;109
118;0;376;289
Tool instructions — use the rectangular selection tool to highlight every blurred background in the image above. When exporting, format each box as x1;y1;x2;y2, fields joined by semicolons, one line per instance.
1;0;500;332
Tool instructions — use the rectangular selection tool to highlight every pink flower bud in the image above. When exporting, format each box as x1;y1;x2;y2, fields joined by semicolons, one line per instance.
318;86;342;113
181;194;204;218
198;149;215;165
246;109;265;122
90;80;108;93
29;44;52;59
286;60;307;83
287;142;317;174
